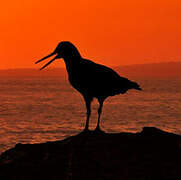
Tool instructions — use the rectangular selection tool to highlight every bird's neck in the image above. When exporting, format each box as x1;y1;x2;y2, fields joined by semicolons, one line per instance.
63;56;82;76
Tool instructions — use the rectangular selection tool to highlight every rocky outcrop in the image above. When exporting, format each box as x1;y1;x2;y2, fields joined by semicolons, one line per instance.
0;127;180;180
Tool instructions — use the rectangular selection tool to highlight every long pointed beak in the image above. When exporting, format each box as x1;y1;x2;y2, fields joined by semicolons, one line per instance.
35;52;56;64
35;51;59;70
39;55;59;70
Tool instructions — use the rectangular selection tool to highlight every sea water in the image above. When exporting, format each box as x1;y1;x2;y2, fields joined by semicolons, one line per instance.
0;76;181;153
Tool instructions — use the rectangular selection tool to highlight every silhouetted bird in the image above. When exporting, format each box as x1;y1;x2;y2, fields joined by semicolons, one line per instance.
35;41;142;131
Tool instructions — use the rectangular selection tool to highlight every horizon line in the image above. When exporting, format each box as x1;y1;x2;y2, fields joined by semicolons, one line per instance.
1;60;181;70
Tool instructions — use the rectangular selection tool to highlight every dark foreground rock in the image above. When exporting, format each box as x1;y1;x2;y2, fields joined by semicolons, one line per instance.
0;127;181;180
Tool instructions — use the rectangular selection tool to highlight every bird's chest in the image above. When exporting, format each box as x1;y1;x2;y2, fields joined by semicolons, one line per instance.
68;71;86;87
67;68;93;93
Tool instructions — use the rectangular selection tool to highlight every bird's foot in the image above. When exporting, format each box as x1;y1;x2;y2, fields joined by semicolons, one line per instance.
79;127;90;135
94;126;105;134
83;127;89;132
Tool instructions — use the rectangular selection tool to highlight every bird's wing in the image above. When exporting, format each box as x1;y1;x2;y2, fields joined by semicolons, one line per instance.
78;59;130;90
82;59;127;82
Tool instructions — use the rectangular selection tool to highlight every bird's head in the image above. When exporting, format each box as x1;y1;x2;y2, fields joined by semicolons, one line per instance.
35;41;81;70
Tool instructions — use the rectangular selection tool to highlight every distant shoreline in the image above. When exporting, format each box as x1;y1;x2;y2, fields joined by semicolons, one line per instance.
0;61;181;78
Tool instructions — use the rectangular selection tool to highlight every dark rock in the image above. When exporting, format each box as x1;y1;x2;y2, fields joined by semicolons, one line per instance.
0;127;181;180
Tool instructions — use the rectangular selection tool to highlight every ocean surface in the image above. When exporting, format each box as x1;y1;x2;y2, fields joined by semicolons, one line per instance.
0;76;181;153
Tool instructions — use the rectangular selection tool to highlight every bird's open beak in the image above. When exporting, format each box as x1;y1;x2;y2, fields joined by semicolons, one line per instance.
35;52;59;70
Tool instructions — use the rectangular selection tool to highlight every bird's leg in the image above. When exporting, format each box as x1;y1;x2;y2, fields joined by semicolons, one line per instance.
84;98;91;131
95;100;103;131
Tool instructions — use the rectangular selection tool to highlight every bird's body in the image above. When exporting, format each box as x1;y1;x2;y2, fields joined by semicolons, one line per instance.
35;41;141;131
67;59;139;99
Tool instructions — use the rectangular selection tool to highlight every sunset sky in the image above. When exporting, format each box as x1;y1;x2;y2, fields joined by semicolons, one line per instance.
1;0;181;69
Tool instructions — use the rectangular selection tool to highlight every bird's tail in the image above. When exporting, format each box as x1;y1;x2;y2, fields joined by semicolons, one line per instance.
132;82;142;91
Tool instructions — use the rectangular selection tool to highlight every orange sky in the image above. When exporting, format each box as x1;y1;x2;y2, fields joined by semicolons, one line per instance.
0;0;181;69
